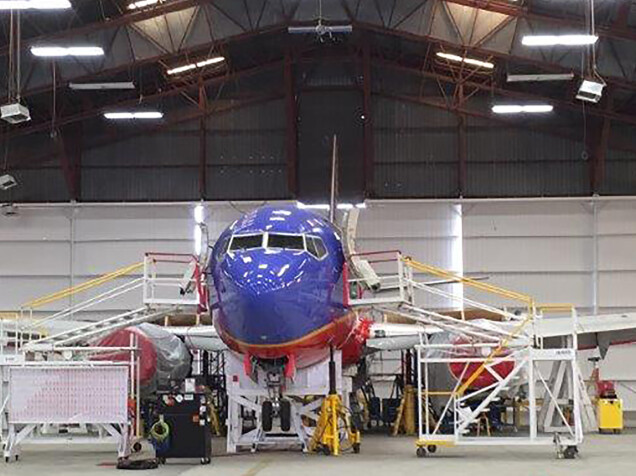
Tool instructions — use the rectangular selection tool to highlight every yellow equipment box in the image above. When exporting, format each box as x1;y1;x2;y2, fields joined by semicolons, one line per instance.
597;398;623;433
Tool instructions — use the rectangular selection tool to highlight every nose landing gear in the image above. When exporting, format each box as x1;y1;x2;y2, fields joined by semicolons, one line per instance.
261;399;292;432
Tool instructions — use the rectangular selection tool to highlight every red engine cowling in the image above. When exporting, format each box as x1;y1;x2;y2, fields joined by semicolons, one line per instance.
448;337;514;389
94;323;191;392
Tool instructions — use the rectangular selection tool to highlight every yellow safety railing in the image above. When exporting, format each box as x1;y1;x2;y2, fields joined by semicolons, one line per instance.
21;262;144;310
537;303;575;313
455;312;534;395
456;302;576;397
402;257;538;397
403;257;534;306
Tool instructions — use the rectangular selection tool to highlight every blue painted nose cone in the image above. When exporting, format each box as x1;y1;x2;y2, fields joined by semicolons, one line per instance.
218;249;330;345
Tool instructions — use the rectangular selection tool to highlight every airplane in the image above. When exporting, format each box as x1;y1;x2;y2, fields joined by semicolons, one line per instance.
209;204;363;373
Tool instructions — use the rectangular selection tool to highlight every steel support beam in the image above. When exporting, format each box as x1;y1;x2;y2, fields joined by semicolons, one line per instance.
590;91;614;194
54;123;82;201
17;94;283;169
457;83;467;196
198;77;207;199
376;91;636;156
376;58;636;127
362;41;375;197
442;0;636;43
284;50;298;197
5;61;283;140
0;0;206;57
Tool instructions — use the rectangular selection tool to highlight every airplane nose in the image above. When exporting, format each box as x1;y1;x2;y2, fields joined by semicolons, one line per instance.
218;250;318;346
223;250;303;296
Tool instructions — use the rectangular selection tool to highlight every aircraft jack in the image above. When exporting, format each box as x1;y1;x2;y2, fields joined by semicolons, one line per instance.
309;393;361;455
309;347;361;456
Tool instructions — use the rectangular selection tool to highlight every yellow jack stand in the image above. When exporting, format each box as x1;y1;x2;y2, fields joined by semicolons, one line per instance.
392;384;416;436
309;394;361;455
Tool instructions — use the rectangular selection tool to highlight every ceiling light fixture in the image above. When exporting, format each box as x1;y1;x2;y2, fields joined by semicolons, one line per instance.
521;35;598;46
166;56;225;76
436;52;494;69
492;104;554;114
576;78;606;103
296;202;366;210
0;0;71;9
506;73;574;83
31;46;104;57
69;82;135;90
128;0;161;9
103;111;163;120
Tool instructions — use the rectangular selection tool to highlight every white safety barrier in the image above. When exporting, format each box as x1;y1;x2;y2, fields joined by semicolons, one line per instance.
3;362;131;462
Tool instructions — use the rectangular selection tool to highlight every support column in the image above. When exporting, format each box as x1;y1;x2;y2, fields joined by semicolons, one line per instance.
284;50;298;197
457;84;467;197
55;123;82;201
590;89;613;194
362;41;374;197
198;77;207;200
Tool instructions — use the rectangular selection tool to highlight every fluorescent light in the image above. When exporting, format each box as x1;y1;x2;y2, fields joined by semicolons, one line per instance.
166;56;225;75
506;73;574;83
194;225;203;256
297;202;366;210
128;0;160;9
0;0;71;9
194;203;205;224
69;82;135;90
103;111;163;120
521;35;598;46
491;104;553;114
436;52;494;69
31;46;104;57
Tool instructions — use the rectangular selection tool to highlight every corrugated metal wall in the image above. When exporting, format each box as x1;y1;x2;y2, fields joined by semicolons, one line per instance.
465;115;589;197
297;90;364;202
207;100;287;200
373;97;458;198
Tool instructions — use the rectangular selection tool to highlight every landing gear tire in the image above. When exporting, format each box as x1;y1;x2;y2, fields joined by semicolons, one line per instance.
262;401;273;432
416;447;427;458
280;399;291;432
353;443;361;454
427;445;437;454
200;457;211;465
563;446;578;460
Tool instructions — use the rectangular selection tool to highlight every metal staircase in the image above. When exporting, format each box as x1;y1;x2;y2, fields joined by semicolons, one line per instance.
13;253;206;353
24;307;174;351
346;251;585;456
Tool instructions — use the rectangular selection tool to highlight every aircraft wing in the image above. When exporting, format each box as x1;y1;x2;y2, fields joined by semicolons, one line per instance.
163;325;227;351
536;312;636;356
365;322;440;351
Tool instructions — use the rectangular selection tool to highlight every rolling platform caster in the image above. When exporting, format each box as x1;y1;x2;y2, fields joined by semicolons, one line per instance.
563;446;578;460
416;446;427;458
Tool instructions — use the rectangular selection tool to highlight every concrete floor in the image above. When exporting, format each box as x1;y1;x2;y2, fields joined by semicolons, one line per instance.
2;432;635;476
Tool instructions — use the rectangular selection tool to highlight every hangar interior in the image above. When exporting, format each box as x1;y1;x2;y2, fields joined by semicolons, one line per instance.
2;0;636;474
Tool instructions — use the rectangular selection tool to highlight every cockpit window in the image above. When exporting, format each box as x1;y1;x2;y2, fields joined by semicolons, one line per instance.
306;236;328;259
267;234;305;251
229;234;263;251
